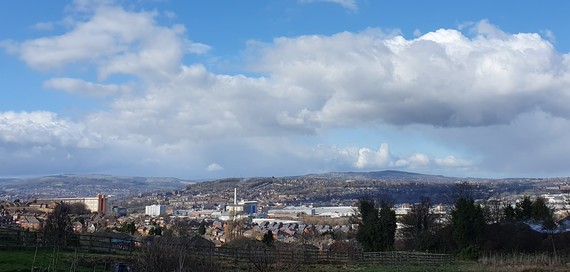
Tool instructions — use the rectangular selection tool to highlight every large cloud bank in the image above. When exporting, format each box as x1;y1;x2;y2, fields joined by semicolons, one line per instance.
1;2;570;178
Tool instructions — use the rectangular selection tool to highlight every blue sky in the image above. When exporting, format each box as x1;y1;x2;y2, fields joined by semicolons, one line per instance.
1;0;569;179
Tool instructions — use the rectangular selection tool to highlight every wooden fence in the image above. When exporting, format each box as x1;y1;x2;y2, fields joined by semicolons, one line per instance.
0;228;138;253
166;246;452;268
362;251;453;265
0;228;453;267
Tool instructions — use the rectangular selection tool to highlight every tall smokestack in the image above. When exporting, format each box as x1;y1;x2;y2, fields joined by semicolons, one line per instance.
234;188;237;205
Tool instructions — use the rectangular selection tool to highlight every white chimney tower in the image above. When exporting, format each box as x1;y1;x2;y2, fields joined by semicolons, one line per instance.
234;188;237;205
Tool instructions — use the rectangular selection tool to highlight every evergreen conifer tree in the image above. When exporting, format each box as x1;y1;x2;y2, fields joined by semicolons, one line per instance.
356;199;396;251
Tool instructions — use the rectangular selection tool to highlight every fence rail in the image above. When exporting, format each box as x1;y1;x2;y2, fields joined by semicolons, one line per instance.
362;251;453;265
155;246;452;267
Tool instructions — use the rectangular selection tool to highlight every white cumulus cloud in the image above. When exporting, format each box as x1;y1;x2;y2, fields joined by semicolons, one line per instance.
395;154;431;168
355;144;392;169
6;5;208;82
206;163;224;172
0;111;96;148
252;21;570;128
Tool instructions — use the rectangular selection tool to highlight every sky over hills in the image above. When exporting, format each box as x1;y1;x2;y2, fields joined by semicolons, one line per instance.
0;0;569;179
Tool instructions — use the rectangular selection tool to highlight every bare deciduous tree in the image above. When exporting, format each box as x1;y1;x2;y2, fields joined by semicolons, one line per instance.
135;236;219;272
44;202;73;246
400;196;439;250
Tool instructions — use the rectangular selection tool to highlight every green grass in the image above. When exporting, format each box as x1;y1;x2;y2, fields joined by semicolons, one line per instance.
0;247;133;272
298;261;482;272
2;248;569;272
354;262;484;272
299;260;570;272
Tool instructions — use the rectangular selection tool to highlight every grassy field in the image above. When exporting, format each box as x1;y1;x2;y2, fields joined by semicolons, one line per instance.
304;262;570;272
1;248;569;272
276;259;570;272
0;247;133;272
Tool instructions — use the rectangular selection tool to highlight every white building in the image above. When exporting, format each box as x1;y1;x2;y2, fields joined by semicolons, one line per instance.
268;206;314;217
268;206;357;218
314;206;356;217
145;204;167;217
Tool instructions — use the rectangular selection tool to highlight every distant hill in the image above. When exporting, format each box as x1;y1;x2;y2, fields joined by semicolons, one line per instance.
304;170;458;183
0;178;18;184
178;170;492;204
0;174;194;200
1;170;553;204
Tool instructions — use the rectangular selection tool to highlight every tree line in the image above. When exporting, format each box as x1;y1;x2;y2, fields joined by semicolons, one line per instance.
355;182;568;259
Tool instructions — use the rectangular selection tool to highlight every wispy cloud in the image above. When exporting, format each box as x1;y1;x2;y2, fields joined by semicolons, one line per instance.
43;78;131;97
32;22;55;31
299;0;358;12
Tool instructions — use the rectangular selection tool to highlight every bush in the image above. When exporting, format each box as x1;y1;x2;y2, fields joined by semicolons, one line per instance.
423;225;457;253
483;222;544;253
458;245;481;260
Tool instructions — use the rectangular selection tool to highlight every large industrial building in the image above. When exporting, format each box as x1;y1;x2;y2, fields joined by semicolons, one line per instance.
35;194;108;214
219;188;259;221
